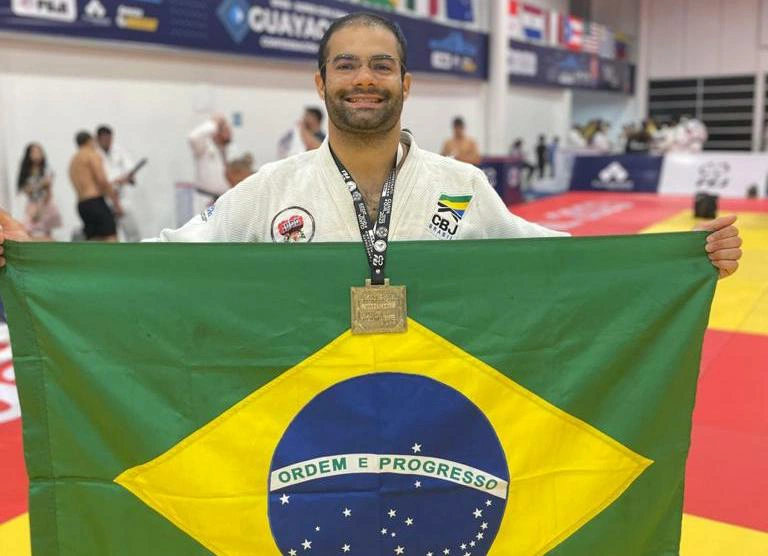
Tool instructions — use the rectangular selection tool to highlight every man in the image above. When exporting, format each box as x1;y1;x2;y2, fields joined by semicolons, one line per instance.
440;117;481;165
225;153;255;188
188;114;232;213
69;131;125;242
277;106;327;159
96;125;142;242
0;13;742;277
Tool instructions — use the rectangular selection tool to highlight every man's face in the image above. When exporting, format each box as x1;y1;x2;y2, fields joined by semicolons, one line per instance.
315;24;411;136
453;123;465;139
97;133;112;152
215;122;232;147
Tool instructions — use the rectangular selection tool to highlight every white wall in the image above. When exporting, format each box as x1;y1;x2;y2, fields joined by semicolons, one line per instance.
506;85;572;155
643;0;760;78
0;36;487;240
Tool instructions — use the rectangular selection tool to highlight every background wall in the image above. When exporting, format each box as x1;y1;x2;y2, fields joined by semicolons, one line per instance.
506;85;572;154
0;36;487;240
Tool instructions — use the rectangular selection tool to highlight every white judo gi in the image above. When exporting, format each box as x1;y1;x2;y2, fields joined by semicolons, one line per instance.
157;132;566;243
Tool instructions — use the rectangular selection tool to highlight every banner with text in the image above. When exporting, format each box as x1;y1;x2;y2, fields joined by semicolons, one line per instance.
570;154;663;193
508;39;634;93
0;0;488;79
659;153;768;199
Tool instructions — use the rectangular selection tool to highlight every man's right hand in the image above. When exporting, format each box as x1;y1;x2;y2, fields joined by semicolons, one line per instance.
0;209;32;267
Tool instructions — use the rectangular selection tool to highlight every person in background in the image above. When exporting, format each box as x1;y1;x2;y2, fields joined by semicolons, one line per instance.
96;125;141;242
547;136;559;177
441;116;481;165
535;135;547;179
590;122;611;153
509;138;535;185
70;131;126;242
225;153;255;188
625;122;652;154
188;114;232;214
16;143;61;240
277;107;327;159
567;124;587;148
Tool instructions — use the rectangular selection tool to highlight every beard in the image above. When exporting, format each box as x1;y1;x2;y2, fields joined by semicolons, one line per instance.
324;84;404;136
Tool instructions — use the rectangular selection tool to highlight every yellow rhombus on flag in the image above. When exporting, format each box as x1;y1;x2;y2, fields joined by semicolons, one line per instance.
116;319;651;555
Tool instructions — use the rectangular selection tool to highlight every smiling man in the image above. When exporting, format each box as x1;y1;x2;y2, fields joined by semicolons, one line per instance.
0;12;741;277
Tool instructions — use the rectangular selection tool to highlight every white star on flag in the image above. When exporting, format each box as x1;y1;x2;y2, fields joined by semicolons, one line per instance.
314;526;320;532
395;546;405;555
485;500;492;507
443;549;451;555
302;539;312;550
481;522;488;530
289;550;297;556
473;508;483;518
388;509;397;518
411;443;422;453
469;541;475;547
381;528;388;535
476;532;484;540
280;494;290;505
414;481;421;488
343;508;352;517
405;517;414;526
342;545;350;553
461;544;467;550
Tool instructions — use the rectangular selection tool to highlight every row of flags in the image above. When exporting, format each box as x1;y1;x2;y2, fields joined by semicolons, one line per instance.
508;0;629;60
356;0;476;22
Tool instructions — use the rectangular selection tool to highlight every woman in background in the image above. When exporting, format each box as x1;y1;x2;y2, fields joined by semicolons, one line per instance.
17;143;61;240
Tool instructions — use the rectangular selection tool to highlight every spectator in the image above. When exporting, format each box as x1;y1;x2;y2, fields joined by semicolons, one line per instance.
16;143;61;240
277;106;327;159
440;116;481;165
535;135;547;179
547;136;559;177
96;125;141;242
625;124;652;154
591;122;611;153
509;139;535;184
226;153;255;188
188;114;232;213
69;131;126;242
567;125;587;148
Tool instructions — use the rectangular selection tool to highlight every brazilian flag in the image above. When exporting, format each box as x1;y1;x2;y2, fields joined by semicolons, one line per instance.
0;234;716;555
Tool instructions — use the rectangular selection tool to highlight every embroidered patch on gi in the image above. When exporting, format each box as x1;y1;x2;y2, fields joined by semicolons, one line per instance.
271;206;316;243
200;203;216;222
427;194;472;240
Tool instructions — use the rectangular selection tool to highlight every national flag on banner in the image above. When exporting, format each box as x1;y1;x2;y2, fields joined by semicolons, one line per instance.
582;21;598;53
561;14;584;51
600;27;616;59
404;0;432;16
445;0;474;22
521;3;548;43
548;9;561;46
508;0;524;39
616;32;630;60
1;236;717;555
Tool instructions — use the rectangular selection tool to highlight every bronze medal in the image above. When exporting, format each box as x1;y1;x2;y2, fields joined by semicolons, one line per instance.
350;279;407;334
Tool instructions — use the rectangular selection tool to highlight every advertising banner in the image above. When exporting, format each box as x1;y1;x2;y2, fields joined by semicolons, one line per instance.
508;39;634;93
570;154;663;193
0;0;489;79
659;153;768;198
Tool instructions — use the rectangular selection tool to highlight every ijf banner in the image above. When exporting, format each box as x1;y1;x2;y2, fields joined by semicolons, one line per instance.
659;152;768;198
0;0;488;79
569;154;664;193
1;236;716;555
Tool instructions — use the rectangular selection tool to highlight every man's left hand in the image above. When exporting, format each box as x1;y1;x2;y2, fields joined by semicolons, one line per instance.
695;214;742;279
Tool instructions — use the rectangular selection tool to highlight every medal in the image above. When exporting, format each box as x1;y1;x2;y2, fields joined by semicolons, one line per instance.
330;145;408;335
350;279;407;334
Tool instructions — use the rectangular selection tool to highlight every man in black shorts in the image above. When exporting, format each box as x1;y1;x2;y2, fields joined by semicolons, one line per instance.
68;131;126;241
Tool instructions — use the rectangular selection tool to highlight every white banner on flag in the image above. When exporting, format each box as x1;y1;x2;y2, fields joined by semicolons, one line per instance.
659;153;768;198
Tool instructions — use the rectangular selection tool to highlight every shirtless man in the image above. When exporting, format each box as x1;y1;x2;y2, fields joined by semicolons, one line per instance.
441;116;481;165
70;131;124;242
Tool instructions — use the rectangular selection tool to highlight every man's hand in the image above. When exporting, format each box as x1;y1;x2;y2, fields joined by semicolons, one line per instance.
695;214;742;279
0;209;32;268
